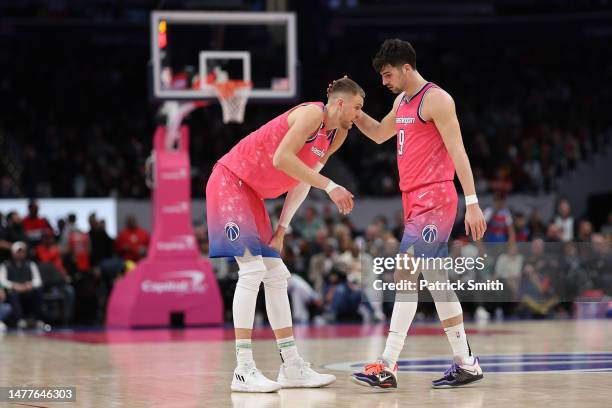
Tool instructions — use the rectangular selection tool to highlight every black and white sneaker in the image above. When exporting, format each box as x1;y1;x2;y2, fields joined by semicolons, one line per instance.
432;357;483;388
351;359;398;389
231;363;282;393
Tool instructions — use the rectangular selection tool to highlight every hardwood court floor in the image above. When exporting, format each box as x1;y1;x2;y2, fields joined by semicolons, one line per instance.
1;320;611;407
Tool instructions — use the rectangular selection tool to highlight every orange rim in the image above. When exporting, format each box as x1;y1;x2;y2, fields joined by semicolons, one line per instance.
213;80;252;99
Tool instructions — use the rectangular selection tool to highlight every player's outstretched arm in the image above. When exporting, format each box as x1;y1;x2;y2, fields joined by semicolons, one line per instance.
354;93;402;144
423;89;487;241
273;105;354;215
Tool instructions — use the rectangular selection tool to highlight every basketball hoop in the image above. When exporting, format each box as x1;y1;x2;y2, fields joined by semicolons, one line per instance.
212;80;252;124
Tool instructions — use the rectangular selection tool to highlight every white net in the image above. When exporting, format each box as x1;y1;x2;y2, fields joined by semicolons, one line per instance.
213;80;252;124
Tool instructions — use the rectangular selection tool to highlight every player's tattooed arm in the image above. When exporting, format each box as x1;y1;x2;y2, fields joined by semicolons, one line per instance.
353;93;401;144
423;88;487;241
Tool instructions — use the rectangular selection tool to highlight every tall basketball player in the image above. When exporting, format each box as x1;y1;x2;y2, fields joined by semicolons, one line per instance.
206;78;365;392
350;39;487;389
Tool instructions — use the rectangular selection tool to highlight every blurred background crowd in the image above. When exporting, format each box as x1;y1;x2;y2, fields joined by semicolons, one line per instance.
1;196;610;330
0;0;611;329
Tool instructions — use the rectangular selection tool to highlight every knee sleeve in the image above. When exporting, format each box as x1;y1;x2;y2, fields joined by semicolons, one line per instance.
262;257;291;286
262;257;293;329
233;254;267;329
235;254;267;292
422;267;459;303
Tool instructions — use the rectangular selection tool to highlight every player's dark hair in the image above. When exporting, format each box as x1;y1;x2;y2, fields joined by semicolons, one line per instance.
372;39;417;72
329;77;365;98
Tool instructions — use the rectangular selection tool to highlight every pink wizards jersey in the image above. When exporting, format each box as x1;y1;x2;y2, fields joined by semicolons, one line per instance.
218;102;336;199
395;82;455;192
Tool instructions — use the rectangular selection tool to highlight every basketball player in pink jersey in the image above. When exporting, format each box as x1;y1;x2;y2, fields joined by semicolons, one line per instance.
206;78;365;392
350;39;487;389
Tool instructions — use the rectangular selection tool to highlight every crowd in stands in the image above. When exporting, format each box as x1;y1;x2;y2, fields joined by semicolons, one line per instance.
1;4;611;198
0;201;150;330
0;200;610;330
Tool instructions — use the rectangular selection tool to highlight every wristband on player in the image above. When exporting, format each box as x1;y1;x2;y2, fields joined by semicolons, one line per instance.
325;180;340;193
465;194;478;206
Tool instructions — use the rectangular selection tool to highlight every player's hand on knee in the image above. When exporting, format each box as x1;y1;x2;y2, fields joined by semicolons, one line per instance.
327;185;354;215
268;228;285;254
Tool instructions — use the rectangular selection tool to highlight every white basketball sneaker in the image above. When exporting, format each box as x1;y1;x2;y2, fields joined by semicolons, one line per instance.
231;363;282;393
277;357;336;388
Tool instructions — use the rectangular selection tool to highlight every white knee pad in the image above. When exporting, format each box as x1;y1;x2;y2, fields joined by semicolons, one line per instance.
421;265;450;283
422;266;458;303
233;254;267;329
262;257;291;286
427;263;462;321
262;257;293;329
235;254;267;292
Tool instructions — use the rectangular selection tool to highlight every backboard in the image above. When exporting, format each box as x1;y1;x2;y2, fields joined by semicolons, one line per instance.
151;11;298;102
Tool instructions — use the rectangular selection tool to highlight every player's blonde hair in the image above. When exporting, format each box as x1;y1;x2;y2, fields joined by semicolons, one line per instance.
328;77;365;99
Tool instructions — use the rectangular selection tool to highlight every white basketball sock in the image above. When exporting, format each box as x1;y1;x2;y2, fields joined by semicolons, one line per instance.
236;339;254;366
381;299;417;366
277;336;300;364
444;322;474;364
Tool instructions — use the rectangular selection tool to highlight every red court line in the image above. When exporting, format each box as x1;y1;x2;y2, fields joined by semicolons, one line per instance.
38;324;517;344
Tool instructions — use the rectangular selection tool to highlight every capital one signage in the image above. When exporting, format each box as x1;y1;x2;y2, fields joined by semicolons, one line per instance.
141;270;207;295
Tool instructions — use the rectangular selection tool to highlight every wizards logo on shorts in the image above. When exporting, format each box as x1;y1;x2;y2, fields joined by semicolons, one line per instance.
224;222;240;242
422;224;438;243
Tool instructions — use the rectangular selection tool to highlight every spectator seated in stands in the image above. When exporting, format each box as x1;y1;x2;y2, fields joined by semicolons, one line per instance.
513;212;530;242
518;263;559;318
294;207;324;241
0;211;28;263
287;274;322;324
308;237;338;297
559;242;591;299
322;264;375;323
493;242;524;302
587;234;612;296
116;215;149;262
0;286;12;332
553;199;574;242
36;231;67;278
60;213;91;276
601;212;612;238
88;214;123;298
36;232;75;325
0;242;46;329
484;193;516;243
22;200;53;248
